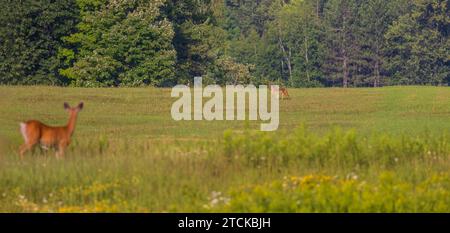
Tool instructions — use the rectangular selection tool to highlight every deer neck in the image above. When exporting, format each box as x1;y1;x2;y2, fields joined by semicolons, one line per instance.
66;112;78;136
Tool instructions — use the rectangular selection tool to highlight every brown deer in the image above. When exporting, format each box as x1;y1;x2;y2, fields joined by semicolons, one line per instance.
279;87;290;100
19;102;84;159
270;84;290;100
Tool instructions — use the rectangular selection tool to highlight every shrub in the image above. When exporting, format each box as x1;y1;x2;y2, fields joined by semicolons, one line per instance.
209;173;450;213
222;125;449;170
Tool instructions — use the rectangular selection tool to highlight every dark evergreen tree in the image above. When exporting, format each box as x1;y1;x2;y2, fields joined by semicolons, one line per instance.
0;0;79;85
323;0;361;87
385;0;449;85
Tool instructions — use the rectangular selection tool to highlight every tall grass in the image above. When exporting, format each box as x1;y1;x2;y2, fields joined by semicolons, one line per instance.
0;86;449;212
0;126;448;212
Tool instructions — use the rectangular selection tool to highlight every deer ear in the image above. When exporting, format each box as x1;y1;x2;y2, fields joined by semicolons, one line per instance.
64;102;70;110
78;102;84;110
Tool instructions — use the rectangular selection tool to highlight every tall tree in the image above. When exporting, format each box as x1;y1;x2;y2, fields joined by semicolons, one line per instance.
60;0;176;87
224;0;279;38
385;0;449;85
261;0;325;86
163;0;223;84
358;0;413;87
323;0;360;87
0;0;79;85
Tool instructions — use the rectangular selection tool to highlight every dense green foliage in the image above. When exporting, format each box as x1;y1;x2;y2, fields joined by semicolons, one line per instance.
0;0;448;87
59;0;176;87
0;0;79;85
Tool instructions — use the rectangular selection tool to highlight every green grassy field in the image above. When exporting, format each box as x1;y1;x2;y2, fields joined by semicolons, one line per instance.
0;86;449;212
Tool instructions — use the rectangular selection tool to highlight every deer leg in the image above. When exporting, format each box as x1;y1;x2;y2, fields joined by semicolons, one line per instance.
56;147;64;159
55;148;64;159
56;142;67;159
19;144;27;159
19;143;34;159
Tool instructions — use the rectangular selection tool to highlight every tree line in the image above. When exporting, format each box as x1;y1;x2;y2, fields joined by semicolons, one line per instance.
0;0;448;87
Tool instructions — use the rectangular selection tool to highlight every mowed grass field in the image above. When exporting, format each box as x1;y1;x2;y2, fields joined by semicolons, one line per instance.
0;86;449;212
